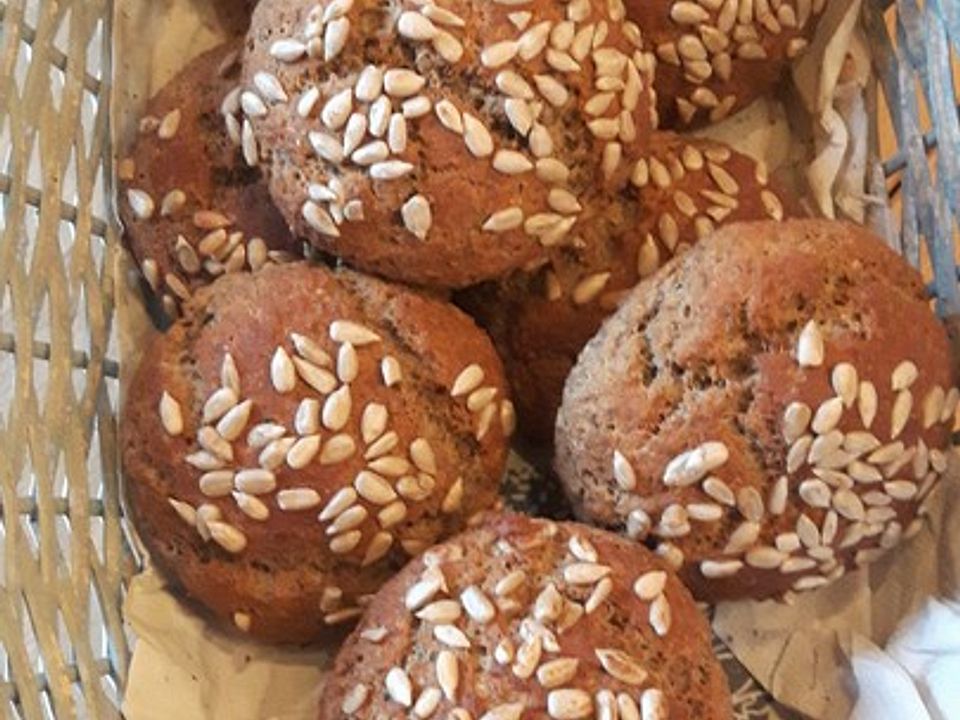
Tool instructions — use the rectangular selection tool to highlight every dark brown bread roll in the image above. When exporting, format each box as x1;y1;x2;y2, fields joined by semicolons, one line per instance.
555;219;957;602
627;0;828;129
122;262;513;642
460;132;802;443
238;0;659;287
118;41;300;320
320;512;732;719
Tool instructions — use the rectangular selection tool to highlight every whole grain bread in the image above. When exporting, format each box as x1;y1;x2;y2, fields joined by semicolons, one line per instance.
626;0;827;129
319;512;731;719
460;133;802;443
122;262;513;642
555;219;957;601
118;41;300;320
238;0;659;287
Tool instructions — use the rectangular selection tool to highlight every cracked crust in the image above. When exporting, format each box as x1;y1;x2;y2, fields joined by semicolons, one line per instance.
241;0;657;287
555;219;955;601
319;512;731;719
122;262;510;642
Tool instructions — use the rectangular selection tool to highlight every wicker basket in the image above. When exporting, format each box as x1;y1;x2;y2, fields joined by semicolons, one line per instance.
0;0;956;717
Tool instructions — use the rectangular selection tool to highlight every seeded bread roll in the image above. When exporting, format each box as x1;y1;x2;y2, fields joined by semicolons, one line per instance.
631;0;827;129
460;133;801;442
320;512;731;719
118;42;301;320
238;0;659;288
122;262;513;642
555;219;958;602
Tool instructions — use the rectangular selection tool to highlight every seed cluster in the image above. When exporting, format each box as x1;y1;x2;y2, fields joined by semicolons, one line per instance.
121;48;297;318
159;318;513;630
340;522;673;719
239;0;656;250
657;0;826;126
543;141;782;308
614;318;958;594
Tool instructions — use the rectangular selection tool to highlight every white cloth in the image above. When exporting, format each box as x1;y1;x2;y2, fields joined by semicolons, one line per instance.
850;599;960;720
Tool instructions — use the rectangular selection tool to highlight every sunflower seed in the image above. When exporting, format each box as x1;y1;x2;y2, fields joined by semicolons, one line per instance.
745;546;785;570
796;514;821;547
230;491;267;521
274;487;321;511
383;68;426;98
441;478;464;513
922;386;945;428
663;441;729;486
241;119;258;165
127;189;155;220
649;594;671;636
384;667;413;707
355;65;384;102
564;562;611;585
481;704;525;720
763;474;788;515
425;650;458;705
812;397;843;435
891;360;918;391
302;201;341;237
511;635;542;679
700;559;744;578
829;363;858;407
216;399;252;442
351;140;389;166
158;391;184;436
848;460;882;484
796;320;824;367
546;688;592;719
433;624;470;649
702;476;736;506
319;434;356;464
890;390;912;439
185;449;225;471
799;479;831;508
341;114;367;156
481;40;519;68
492;149;533;174
832;488;865;520
195;469;232;497
376;499;407;528
460;585;496;624
290;357;335;395
852;380;878;428
737;486;765;521
324;17;350;60
596;648;647;685
319;385;351;432
207;521;247;553
724;521;760;553
297;86;320;117
366;431;399;460
200;387;236;425
283;435;319;469
941;387;959;422
368;455;410;477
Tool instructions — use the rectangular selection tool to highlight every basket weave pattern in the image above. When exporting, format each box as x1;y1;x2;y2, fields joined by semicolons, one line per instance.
0;0;136;717
0;0;957;718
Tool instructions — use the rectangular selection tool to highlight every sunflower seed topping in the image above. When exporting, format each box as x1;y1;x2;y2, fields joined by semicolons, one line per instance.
796;320;824;367
596;648;647;685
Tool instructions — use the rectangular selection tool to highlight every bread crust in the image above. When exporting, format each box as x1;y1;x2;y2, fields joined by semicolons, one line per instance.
625;0;828;129
118;41;299;319
460;133;802;442
240;0;658;287
122;262;512;642
556;219;957;601
319;512;731;719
